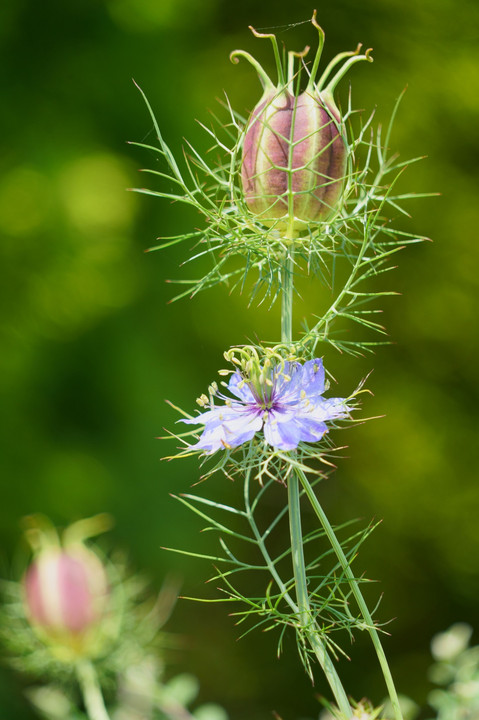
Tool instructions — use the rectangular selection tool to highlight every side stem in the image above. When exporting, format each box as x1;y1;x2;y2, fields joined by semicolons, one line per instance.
296;467;404;720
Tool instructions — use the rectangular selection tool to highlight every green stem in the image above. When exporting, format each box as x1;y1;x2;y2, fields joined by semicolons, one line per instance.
299;228;369;356
281;249;353;718
296;467;404;720
281;248;294;345
76;660;111;720
288;472;352;718
244;447;351;717
280;236;401;718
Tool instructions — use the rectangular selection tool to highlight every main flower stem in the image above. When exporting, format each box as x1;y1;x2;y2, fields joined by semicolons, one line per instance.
296;467;404;720
287;471;352;718
281;248;352;719
280;240;403;720
281;246;294;346
76;660;111;720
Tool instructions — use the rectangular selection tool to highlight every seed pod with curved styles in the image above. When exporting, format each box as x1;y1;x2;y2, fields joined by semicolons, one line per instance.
231;12;372;235
241;88;347;230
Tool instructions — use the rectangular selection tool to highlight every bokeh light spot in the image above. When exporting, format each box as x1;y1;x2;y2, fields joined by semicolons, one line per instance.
58;153;136;233
0;166;52;236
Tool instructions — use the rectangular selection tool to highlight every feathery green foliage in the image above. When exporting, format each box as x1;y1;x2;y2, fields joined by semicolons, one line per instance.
134;15;430;719
133;79;430;355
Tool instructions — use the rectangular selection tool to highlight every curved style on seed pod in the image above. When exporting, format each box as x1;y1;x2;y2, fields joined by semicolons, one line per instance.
231;11;373;234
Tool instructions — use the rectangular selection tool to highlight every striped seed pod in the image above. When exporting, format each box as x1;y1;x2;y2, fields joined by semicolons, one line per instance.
241;88;347;230
231;11;372;234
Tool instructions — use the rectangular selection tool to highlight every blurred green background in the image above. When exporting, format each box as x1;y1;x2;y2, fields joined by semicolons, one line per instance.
1;0;478;717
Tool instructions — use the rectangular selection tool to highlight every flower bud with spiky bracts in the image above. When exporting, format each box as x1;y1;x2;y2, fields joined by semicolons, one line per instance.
231;11;373;235
22;515;112;660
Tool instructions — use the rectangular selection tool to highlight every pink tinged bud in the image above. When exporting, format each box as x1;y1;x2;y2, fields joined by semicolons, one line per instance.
241;89;347;231
24;546;109;640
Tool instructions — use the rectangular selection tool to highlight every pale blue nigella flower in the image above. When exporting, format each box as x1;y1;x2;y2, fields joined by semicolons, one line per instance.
183;358;349;454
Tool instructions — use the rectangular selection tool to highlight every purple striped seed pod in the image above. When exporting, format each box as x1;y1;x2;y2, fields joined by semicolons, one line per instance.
233;13;372;233
23;545;109;642
241;88;347;231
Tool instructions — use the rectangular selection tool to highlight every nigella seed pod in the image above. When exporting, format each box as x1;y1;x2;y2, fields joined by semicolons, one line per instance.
241;89;347;230
231;11;372;235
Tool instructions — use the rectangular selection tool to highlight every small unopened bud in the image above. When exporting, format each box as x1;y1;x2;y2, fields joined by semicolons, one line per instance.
23;544;109;656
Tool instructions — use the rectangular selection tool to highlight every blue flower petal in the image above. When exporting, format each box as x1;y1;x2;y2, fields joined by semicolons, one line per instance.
228;372;256;403
305;397;349;422
181;404;242;426
263;409;302;450
292;416;328;443
299;358;325;398
272;361;303;403
190;406;263;454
